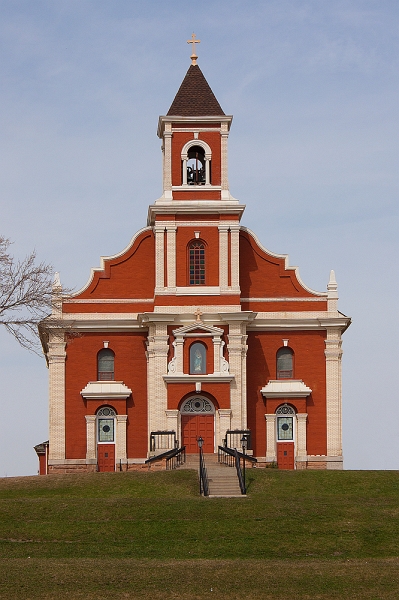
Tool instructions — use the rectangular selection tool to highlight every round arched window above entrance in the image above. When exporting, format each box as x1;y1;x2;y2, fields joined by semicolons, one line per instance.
181;396;214;414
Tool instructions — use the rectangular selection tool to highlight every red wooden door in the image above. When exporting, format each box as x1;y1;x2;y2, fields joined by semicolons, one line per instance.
277;443;295;470
97;444;115;472
181;415;214;453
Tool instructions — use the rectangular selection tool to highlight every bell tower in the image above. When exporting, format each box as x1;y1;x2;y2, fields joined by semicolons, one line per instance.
148;38;245;301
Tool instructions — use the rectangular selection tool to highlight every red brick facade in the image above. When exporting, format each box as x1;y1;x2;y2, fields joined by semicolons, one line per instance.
39;61;350;474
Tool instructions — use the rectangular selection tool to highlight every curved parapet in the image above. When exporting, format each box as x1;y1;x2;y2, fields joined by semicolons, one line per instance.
65;226;155;300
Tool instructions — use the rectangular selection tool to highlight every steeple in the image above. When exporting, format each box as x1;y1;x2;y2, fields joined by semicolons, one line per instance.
167;64;225;117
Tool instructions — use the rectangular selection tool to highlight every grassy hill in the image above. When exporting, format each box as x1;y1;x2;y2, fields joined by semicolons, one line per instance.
0;469;398;598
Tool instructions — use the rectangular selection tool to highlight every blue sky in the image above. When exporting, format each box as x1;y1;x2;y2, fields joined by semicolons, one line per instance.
0;0;398;475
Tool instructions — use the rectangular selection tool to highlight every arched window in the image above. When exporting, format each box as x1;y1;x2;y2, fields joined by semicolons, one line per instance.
97;349;115;381
181;141;212;186
276;347;294;379
97;406;116;443
190;342;207;375
189;240;205;285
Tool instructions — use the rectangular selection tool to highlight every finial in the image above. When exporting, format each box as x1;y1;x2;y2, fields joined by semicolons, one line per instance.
195;307;203;322
187;33;200;65
53;271;61;290
327;270;337;291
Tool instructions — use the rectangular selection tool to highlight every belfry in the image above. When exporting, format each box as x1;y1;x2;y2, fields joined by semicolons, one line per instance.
37;41;350;474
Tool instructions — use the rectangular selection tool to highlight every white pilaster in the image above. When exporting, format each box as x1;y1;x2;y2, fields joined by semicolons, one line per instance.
230;225;240;292
146;322;169;446
265;414;277;461
227;322;246;430
218;409;232;448
116;415;128;462
325;328;343;460
296;413;308;459
220;123;229;197
166;225;177;289
165;409;180;446
218;225;229;291
85;415;96;461
163;125;172;196
154;225;165;291
48;333;66;461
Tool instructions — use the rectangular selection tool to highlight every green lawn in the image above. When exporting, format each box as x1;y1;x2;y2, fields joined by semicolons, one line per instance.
0;469;398;598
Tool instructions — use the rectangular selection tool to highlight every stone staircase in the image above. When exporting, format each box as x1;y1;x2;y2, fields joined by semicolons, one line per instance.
180;453;244;498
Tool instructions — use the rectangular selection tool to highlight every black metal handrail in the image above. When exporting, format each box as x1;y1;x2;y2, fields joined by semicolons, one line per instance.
145;447;179;465
218;446;257;495
199;448;209;496
166;446;186;470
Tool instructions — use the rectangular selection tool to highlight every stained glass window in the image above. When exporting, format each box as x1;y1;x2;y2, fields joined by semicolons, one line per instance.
277;417;293;441
189;241;205;285
98;349;115;381
276;347;294;379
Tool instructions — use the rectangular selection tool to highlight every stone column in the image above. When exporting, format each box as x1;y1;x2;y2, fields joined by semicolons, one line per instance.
48;333;66;461
218;225;229;292
154;225;165;292
325;328;343;469
296;413;308;460
265;414;277;462
166;225;177;290
116;415;128;463
85;415;96;462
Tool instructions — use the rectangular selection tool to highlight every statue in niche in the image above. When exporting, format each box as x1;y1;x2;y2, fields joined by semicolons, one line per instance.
194;348;203;372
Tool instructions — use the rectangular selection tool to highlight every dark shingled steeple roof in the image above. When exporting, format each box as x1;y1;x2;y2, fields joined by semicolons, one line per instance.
167;64;225;116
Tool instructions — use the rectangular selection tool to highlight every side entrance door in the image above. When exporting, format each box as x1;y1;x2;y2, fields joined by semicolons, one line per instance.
277;442;295;470
181;414;214;453
97;444;115;472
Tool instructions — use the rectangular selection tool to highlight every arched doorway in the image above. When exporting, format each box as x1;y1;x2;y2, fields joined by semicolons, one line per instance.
276;404;295;470
181;396;215;453
97;406;116;472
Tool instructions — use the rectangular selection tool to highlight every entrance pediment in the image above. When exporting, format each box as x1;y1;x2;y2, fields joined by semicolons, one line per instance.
173;322;224;337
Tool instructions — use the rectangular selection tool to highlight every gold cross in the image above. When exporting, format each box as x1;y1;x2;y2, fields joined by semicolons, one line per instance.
195;307;203;322
187;33;200;65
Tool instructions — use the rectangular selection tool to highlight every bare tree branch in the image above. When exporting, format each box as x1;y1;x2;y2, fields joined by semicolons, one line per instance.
0;236;61;354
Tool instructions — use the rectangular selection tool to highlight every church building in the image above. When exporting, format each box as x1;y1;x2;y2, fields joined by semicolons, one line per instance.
38;44;350;474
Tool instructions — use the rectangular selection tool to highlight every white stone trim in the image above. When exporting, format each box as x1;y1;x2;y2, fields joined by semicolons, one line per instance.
241;297;327;302
80;381;132;400
154;225;165;291
166;226;177;289
116;415;128;462
265;414;277;461
219;225;229;291
296;413;308;459
261;380;312;398
85;415;96;461
48;335;66;461
163;374;233;383
325;328;343;459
